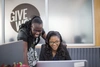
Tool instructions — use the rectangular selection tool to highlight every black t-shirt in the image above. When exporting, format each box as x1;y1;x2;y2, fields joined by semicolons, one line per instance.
17;27;45;50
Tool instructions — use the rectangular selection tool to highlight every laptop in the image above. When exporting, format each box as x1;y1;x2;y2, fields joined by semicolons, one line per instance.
36;60;88;67
0;40;24;65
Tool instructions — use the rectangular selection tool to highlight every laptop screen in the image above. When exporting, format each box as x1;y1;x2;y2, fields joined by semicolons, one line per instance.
36;60;87;67
0;40;24;65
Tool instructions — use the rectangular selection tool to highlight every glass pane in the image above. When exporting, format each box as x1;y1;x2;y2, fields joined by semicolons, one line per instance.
5;0;46;43
49;0;93;46
0;0;2;44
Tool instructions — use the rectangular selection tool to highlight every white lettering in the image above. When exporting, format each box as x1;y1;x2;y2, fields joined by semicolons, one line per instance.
10;12;15;22
15;19;27;31
11;8;28;22
15;10;18;21
17;9;23;20
23;8;27;19
15;20;21;31
11;8;28;31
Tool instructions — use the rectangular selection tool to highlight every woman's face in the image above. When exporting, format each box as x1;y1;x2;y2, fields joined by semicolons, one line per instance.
31;23;43;38
49;36;60;51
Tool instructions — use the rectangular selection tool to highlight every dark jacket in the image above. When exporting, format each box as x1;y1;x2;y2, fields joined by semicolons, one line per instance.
17;25;45;50
39;44;71;61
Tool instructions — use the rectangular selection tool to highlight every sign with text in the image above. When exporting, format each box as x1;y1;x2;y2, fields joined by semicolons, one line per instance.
10;3;40;32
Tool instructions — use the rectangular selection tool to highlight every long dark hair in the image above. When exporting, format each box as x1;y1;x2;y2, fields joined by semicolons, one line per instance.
45;31;63;48
44;31;66;60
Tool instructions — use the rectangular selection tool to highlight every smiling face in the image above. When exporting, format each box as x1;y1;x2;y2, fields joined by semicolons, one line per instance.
49;36;60;51
31;23;43;38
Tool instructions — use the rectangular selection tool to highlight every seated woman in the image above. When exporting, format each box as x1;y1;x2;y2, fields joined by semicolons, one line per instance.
39;31;71;60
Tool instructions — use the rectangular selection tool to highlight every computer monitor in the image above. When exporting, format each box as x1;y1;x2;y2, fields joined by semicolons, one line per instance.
36;60;88;67
0;40;24;65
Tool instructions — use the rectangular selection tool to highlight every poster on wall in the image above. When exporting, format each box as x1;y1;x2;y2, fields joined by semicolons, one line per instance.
5;0;46;43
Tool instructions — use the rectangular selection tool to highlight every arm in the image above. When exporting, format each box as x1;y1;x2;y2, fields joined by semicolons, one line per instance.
63;45;71;60
17;29;29;64
42;33;46;40
39;45;45;61
65;48;71;60
41;29;46;40
23;41;28;64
